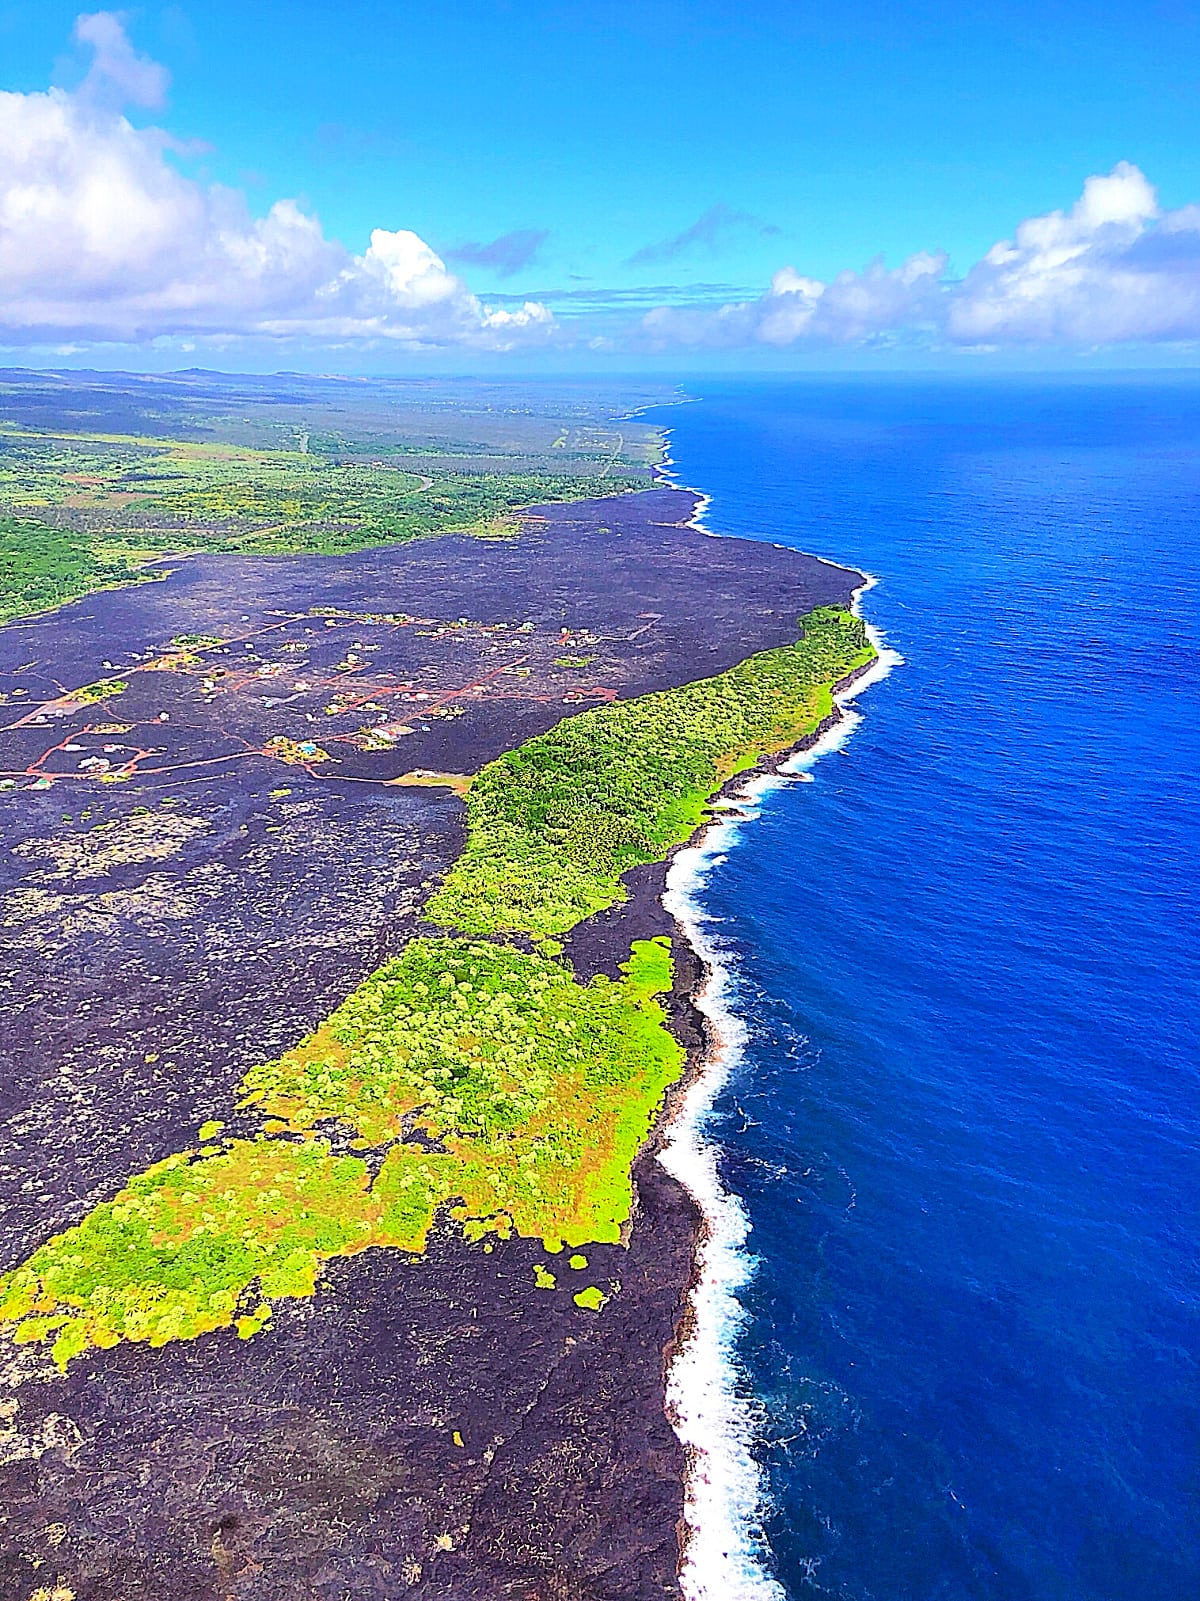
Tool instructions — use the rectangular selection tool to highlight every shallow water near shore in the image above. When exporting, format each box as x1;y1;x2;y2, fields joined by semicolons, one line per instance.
648;380;1200;1601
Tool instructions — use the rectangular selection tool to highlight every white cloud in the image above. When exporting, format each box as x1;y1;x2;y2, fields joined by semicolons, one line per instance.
948;162;1200;345
0;13;557;350
5;20;1197;358
641;251;947;349
642;164;1200;351
74;10;170;110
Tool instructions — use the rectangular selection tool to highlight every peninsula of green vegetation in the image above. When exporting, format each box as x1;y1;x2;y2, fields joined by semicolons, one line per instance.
0;607;874;1366
427;606;874;935
0;939;681;1367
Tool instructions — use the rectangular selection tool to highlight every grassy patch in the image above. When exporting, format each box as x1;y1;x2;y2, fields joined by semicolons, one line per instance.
68;678;128;706
242;935;684;1247
0;1138;389;1367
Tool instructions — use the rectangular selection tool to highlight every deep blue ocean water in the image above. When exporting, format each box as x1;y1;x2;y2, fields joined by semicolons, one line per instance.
647;381;1199;1601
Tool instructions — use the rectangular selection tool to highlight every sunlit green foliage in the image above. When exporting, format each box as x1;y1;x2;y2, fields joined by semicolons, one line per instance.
69;678;128;705
0;938;682;1362
0;1138;387;1367
243;936;674;1147
172;632;226;649
428;607;875;936
244;935;683;1248
0;517;148;623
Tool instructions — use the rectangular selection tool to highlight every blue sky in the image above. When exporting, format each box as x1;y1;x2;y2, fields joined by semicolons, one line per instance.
1;3;1199;367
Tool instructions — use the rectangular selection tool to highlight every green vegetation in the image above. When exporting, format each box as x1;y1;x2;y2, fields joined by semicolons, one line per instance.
0;938;682;1364
264;736;332;766
0;429;647;622
172;632;226;649
69;678;128;706
0;596;876;1366
242;936;673;1146
427;607;874;936
0;1138;383;1366
242;936;682;1248
0;517;150;624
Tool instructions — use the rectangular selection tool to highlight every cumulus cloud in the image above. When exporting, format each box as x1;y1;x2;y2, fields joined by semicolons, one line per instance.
0;13;557;349
642;164;1200;351
948;162;1200;344
444;228;549;277
626;203;780;268
5;21;1196;360
642;250;947;348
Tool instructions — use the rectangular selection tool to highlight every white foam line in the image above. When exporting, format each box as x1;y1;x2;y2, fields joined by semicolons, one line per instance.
654;428;719;538
658;569;900;1600
660;816;784;1601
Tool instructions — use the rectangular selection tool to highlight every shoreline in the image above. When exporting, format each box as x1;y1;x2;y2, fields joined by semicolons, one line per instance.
0;475;884;1595
648;471;901;1596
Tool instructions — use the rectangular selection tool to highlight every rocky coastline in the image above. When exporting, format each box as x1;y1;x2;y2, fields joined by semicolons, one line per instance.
0;487;864;1600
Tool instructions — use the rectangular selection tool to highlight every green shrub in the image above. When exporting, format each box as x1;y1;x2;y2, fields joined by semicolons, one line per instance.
0;939;683;1362
0;518;146;623
427;607;874;936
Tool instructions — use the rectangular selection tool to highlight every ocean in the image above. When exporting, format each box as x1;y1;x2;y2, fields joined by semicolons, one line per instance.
647;380;1199;1601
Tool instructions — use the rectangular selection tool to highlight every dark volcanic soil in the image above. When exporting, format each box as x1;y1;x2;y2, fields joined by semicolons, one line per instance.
0;488;860;1599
